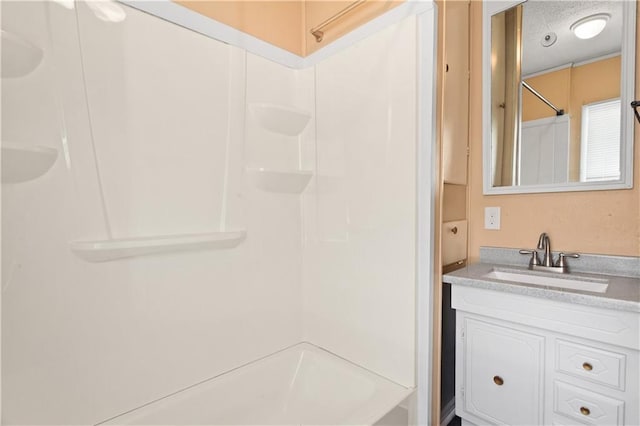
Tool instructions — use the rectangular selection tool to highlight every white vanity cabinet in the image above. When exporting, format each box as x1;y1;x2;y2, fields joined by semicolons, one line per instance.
452;285;640;426
460;317;544;425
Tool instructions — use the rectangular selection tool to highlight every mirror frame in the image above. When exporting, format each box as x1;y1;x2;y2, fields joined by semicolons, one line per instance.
483;0;636;195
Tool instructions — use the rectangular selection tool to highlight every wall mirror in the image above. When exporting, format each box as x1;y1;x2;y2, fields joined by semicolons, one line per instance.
483;0;636;194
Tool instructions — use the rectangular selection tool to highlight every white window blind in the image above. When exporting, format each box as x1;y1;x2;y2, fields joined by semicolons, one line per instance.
580;99;621;182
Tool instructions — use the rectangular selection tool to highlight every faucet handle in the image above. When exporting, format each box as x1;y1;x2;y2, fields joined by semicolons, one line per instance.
555;252;580;270
519;249;541;267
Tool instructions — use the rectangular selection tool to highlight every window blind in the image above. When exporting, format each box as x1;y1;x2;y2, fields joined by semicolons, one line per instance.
580;99;621;182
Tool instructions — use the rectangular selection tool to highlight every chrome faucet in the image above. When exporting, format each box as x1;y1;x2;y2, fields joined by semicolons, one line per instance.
537;232;553;267
519;233;580;273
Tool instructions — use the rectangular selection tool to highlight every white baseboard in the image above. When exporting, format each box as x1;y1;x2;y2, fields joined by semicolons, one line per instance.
440;398;456;426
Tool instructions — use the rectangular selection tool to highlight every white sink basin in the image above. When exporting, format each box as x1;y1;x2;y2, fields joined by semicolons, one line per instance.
483;269;609;293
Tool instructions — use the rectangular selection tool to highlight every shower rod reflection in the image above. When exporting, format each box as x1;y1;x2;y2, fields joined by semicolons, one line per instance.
522;80;564;116
631;100;640;124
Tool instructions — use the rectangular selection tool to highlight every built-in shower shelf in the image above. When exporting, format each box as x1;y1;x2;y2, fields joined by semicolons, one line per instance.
247;168;312;193
249;103;311;136
1;30;43;78
70;230;246;262
1;143;58;183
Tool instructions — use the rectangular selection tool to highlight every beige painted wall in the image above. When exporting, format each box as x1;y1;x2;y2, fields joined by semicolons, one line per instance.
523;57;621;180
174;0;403;57
522;58;620;122
468;1;640;260
175;1;305;55
522;68;571;121
305;1;403;55
569;57;621;180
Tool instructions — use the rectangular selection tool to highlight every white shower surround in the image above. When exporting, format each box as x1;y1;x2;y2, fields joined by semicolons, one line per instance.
101;342;414;425
0;1;436;424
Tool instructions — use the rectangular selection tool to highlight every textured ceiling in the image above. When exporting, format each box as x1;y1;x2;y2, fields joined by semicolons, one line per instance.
521;0;622;76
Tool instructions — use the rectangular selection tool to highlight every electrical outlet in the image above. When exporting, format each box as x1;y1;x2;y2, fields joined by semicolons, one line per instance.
485;207;501;230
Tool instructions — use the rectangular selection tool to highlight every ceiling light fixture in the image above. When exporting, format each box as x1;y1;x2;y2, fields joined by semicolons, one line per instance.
570;13;610;40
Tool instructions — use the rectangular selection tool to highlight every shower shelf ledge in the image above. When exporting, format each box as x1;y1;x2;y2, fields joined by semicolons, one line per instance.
249;103;312;136
247;168;312;194
70;230;246;262
1;143;58;183
1;30;43;78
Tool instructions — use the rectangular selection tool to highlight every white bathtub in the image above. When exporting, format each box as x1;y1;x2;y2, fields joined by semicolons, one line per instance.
99;342;412;425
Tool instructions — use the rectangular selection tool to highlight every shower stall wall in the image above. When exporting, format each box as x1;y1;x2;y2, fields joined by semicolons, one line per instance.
1;1;435;424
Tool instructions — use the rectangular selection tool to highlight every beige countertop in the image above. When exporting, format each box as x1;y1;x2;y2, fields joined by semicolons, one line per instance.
444;262;640;313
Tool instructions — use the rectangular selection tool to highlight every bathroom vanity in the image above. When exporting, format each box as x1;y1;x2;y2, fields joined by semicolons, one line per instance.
444;248;640;426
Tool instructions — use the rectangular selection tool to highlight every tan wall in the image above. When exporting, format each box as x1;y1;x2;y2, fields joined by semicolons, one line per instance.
569;57;621;180
522;57;621;180
522;67;571;121
468;1;640;261
175;1;305;55
305;0;403;55
174;0;403;57
521;57;620;122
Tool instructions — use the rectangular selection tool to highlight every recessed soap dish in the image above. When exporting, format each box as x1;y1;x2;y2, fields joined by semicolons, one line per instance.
249;103;311;136
1;30;44;78
1;142;58;183
246;168;312;194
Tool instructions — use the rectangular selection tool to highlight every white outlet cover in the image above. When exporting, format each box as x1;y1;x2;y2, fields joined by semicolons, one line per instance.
485;206;501;230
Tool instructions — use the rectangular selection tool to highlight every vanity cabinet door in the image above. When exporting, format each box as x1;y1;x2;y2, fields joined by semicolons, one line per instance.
461;317;544;425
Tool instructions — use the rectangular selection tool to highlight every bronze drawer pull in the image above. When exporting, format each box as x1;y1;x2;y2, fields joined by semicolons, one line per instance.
582;362;593;371
451;226;458;235
493;376;504;386
580;406;591;416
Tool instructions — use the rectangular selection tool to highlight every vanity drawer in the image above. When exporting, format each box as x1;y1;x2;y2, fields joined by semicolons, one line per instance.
554;381;625;425
556;340;626;390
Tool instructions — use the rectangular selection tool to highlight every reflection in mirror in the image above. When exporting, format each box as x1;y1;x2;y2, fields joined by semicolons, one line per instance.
491;5;522;187
484;0;635;194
